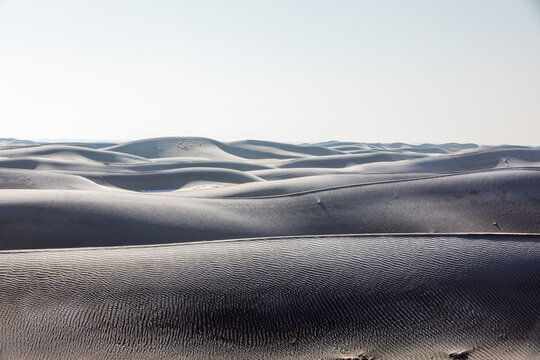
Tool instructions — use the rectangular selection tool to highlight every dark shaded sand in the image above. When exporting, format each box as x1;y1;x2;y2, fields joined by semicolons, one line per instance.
0;137;539;359
0;234;538;359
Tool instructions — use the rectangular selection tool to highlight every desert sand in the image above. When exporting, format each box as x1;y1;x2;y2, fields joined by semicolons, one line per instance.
0;137;538;359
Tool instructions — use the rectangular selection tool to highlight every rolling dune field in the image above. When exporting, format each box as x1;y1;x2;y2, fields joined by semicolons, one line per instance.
0;137;538;359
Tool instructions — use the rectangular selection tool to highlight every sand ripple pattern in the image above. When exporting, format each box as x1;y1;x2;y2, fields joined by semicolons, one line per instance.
0;235;539;359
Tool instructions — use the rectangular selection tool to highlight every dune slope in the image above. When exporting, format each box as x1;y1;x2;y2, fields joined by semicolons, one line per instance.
0;168;538;250
0;234;538;359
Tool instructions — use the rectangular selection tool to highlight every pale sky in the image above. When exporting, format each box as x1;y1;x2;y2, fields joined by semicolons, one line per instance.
0;0;539;144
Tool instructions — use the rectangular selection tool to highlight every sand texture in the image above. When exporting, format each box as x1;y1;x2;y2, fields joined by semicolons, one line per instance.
1;235;538;360
0;137;539;359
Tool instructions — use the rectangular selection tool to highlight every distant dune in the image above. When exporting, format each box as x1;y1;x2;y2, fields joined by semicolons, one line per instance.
0;137;539;249
0;137;538;359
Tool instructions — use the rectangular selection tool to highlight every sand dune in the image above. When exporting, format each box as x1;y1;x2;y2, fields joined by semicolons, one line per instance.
0;144;148;164
355;146;540;173
278;152;427;168
0;137;538;359
0;168;538;250
248;167;345;180
181;172;436;197
124;159;272;172
230;139;344;157
0;234;538;359
0;168;108;190
0;139;538;249
105;137;316;161
314;141;479;153
0;139;538;240
104;137;244;160
0;137;41;147
85;167;264;191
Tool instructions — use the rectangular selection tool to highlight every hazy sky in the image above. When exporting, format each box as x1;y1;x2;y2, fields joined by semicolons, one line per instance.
1;0;539;144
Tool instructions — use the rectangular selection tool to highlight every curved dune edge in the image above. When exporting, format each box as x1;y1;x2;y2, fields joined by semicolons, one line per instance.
1;232;539;254
1;234;538;359
179;167;540;198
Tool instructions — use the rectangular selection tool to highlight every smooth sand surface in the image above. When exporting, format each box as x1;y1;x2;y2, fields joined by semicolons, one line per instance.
0;137;538;359
0;138;539;249
0;168;539;250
